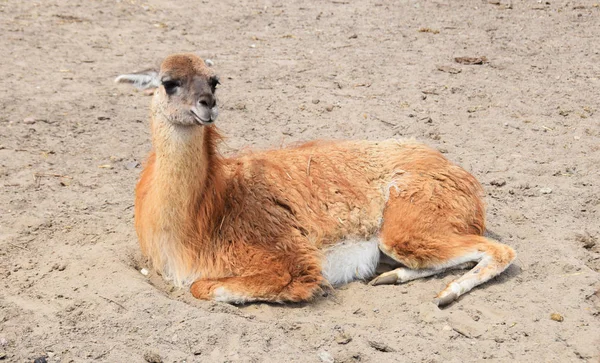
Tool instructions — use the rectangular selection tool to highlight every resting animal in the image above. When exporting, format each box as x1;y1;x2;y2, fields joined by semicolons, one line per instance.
116;53;515;306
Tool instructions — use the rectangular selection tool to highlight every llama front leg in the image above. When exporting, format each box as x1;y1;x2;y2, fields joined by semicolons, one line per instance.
191;257;323;304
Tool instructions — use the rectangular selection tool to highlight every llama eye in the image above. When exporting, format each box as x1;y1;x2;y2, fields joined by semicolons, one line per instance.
162;80;179;94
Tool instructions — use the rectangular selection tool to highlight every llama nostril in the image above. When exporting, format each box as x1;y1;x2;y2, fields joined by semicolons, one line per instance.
198;95;215;109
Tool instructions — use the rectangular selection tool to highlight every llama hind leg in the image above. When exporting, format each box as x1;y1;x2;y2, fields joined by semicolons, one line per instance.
375;234;516;306
369;261;476;286
433;236;516;306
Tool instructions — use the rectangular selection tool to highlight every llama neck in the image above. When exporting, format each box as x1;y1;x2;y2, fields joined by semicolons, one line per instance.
150;119;224;239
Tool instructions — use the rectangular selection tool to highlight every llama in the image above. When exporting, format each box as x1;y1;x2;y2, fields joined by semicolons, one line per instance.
116;53;516;306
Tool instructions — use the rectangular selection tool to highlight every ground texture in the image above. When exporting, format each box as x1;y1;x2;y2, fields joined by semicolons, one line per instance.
1;0;599;362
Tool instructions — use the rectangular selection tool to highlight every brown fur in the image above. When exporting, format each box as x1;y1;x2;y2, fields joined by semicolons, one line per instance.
130;53;516;304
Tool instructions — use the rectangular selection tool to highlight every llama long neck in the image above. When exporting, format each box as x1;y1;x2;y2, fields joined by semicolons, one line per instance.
151;119;224;234
145;118;225;284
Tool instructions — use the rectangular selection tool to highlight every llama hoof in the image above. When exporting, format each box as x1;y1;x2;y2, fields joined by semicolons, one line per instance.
433;292;458;307
369;272;398;286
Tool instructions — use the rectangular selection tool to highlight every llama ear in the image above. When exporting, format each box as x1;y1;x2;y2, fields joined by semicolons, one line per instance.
114;69;160;90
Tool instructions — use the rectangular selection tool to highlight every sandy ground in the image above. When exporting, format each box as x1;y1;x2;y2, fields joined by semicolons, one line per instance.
1;0;599;362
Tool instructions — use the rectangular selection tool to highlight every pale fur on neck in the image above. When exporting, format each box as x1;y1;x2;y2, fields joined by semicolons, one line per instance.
146;115;214;287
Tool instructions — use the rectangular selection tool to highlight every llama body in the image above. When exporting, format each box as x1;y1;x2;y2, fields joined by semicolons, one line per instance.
119;53;515;305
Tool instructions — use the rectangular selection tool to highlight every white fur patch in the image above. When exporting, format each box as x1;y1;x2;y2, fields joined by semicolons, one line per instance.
382;170;408;202
213;287;255;304
322;238;380;286
434;251;485;270
154;233;200;288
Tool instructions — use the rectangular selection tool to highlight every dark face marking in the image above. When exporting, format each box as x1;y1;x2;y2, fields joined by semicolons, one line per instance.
161;78;180;95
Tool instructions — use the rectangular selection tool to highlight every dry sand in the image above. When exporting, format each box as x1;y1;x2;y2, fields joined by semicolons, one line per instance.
1;0;599;362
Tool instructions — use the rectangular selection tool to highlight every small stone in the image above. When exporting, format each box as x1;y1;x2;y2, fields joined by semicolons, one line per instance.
58;264;66;271
312;99;320;104
539;187;552;194
23;117;37;124
437;65;461;74
318;350;334;363
550;313;564;322
491;179;507;187
204;59;214;67
0;351;6;360
143;351;162;363
368;340;395;352
125;161;141;170
325;105;334;112
0;337;7;346
335;331;352;344
33;357;47;363
575;232;597;249
140;268;149;276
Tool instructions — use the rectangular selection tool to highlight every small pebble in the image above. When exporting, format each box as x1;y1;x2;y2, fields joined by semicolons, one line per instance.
540;187;552;194
325;105;334;112
24;117;37;124
576;232;597;249
368;340;395;352
140;268;149;276
335;332;352;344
491;179;506;187
204;59;214;67
125;161;141;170
318;350;334;363
550;313;564;322
143;351;162;363
312;99;320;104
0;337;7;346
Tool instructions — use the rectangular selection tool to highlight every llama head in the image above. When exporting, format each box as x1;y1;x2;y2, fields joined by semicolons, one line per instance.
116;53;219;126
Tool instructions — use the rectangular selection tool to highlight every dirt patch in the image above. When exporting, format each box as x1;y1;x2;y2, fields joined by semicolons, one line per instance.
1;0;599;361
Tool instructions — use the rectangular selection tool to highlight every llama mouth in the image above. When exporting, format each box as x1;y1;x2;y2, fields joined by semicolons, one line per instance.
190;109;213;125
